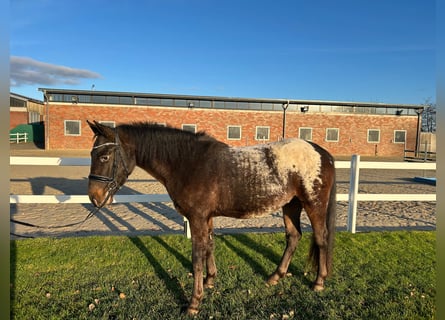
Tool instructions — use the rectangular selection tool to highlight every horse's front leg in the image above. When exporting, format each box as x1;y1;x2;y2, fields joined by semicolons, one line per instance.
204;217;217;289
187;218;208;316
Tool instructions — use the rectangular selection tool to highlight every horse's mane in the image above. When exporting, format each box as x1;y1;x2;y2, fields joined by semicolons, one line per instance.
118;121;227;166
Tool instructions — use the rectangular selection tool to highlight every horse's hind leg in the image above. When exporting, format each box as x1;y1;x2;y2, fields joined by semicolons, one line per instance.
267;197;303;285
204;218;217;288
305;204;329;291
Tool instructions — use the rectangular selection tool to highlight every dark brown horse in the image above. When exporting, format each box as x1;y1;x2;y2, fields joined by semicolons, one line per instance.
87;120;336;315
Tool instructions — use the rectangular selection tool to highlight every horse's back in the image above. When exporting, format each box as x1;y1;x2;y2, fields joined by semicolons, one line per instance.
204;138;333;217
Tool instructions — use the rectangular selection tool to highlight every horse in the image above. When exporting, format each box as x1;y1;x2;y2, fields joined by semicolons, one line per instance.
86;120;336;315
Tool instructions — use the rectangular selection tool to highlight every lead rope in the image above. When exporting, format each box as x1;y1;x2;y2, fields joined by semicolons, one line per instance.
10;190;114;238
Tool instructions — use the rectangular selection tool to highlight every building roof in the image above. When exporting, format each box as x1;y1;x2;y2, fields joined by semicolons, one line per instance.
10;92;44;105
38;87;424;110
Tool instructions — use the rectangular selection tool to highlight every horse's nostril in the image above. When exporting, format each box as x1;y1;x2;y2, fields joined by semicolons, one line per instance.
89;196;99;207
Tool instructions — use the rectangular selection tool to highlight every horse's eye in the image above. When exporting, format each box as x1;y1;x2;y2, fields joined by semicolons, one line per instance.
100;155;110;163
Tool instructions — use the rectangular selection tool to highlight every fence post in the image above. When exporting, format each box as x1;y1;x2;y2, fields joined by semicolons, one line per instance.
347;154;360;233
183;217;191;239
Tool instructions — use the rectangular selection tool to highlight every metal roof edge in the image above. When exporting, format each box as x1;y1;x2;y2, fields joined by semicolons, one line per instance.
38;87;424;109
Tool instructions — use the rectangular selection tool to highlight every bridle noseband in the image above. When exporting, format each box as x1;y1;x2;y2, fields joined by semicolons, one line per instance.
88;128;130;201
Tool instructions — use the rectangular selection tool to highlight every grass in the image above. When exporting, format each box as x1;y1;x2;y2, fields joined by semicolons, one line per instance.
10;231;435;319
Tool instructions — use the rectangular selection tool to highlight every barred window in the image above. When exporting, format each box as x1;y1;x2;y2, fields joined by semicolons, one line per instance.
326;128;339;142
367;129;380;143
227;126;241;140
256;126;270;140
394;130;406;143
64;120;81;136
99;121;115;128
182;124;197;133
299;127;312;141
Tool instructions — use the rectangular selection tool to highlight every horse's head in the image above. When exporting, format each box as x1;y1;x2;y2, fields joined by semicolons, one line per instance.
87;120;135;207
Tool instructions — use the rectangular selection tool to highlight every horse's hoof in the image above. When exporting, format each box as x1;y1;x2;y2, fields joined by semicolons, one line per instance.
204;278;215;289
186;307;199;316
266;275;279;286
313;283;324;292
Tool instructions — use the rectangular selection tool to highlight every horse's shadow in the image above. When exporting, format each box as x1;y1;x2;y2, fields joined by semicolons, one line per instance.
10;176;181;237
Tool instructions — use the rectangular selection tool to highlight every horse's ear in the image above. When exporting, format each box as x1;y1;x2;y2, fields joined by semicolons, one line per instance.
87;120;100;135
87;120;115;139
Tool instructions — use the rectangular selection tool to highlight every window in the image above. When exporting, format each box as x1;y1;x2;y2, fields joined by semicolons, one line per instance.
237;102;249;110
186;100;199;108
182;124;196;133
214;101;225;109
29;112;40;123
225;102;237;109
161;99;174;106
64;120;81;136
99;121;115;128
120;96;133;105
106;96;120;104
249;102;261;110
200;100;212;108
394;130;406;144
10;97;26;108
261;103;273;110
325;128;339;142
175;99;187;107
256;126;270;140
227;126;241;140
299;127;312;141
148;98;161;106
78;95;91;103
64;95;77;103
320;106;332;113
91;95;106;103
367;129;380;143
135;98;148;105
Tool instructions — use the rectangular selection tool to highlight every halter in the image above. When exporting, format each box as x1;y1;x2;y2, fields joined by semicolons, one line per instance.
88;128;130;203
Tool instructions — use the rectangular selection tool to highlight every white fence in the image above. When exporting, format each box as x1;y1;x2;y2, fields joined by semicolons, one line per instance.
10;156;436;235
10;132;28;143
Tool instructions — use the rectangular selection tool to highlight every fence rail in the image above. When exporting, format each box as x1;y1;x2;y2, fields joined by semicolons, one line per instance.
404;149;436;162
10;156;436;234
9;132;28;143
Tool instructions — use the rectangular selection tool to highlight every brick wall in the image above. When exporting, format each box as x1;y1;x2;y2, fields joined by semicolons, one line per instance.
10;111;28;129
46;103;418;157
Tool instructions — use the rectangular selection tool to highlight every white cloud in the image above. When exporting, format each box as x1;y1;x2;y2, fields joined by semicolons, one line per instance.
10;56;102;87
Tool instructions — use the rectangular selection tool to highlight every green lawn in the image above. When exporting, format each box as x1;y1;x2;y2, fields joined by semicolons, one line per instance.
10;231;436;319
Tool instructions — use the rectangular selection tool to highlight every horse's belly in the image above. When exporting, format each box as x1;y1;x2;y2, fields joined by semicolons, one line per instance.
218;192;291;219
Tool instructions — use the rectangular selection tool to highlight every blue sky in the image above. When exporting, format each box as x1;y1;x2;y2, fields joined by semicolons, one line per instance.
10;0;435;104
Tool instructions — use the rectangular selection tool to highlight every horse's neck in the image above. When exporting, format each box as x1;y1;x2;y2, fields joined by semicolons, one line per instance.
133;130;186;185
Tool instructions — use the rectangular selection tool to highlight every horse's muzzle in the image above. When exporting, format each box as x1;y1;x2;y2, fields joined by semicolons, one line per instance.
88;185;114;207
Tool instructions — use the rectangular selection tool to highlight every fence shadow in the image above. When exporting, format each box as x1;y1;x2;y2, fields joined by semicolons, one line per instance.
218;236;270;279
127;236;189;311
10;176;180;238
152;236;192;271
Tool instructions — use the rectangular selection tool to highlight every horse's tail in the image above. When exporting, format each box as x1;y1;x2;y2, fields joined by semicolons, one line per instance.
325;172;336;276
309;166;336;276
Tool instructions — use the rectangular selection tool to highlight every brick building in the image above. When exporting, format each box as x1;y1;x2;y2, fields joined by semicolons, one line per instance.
10;92;44;129
38;88;425;157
